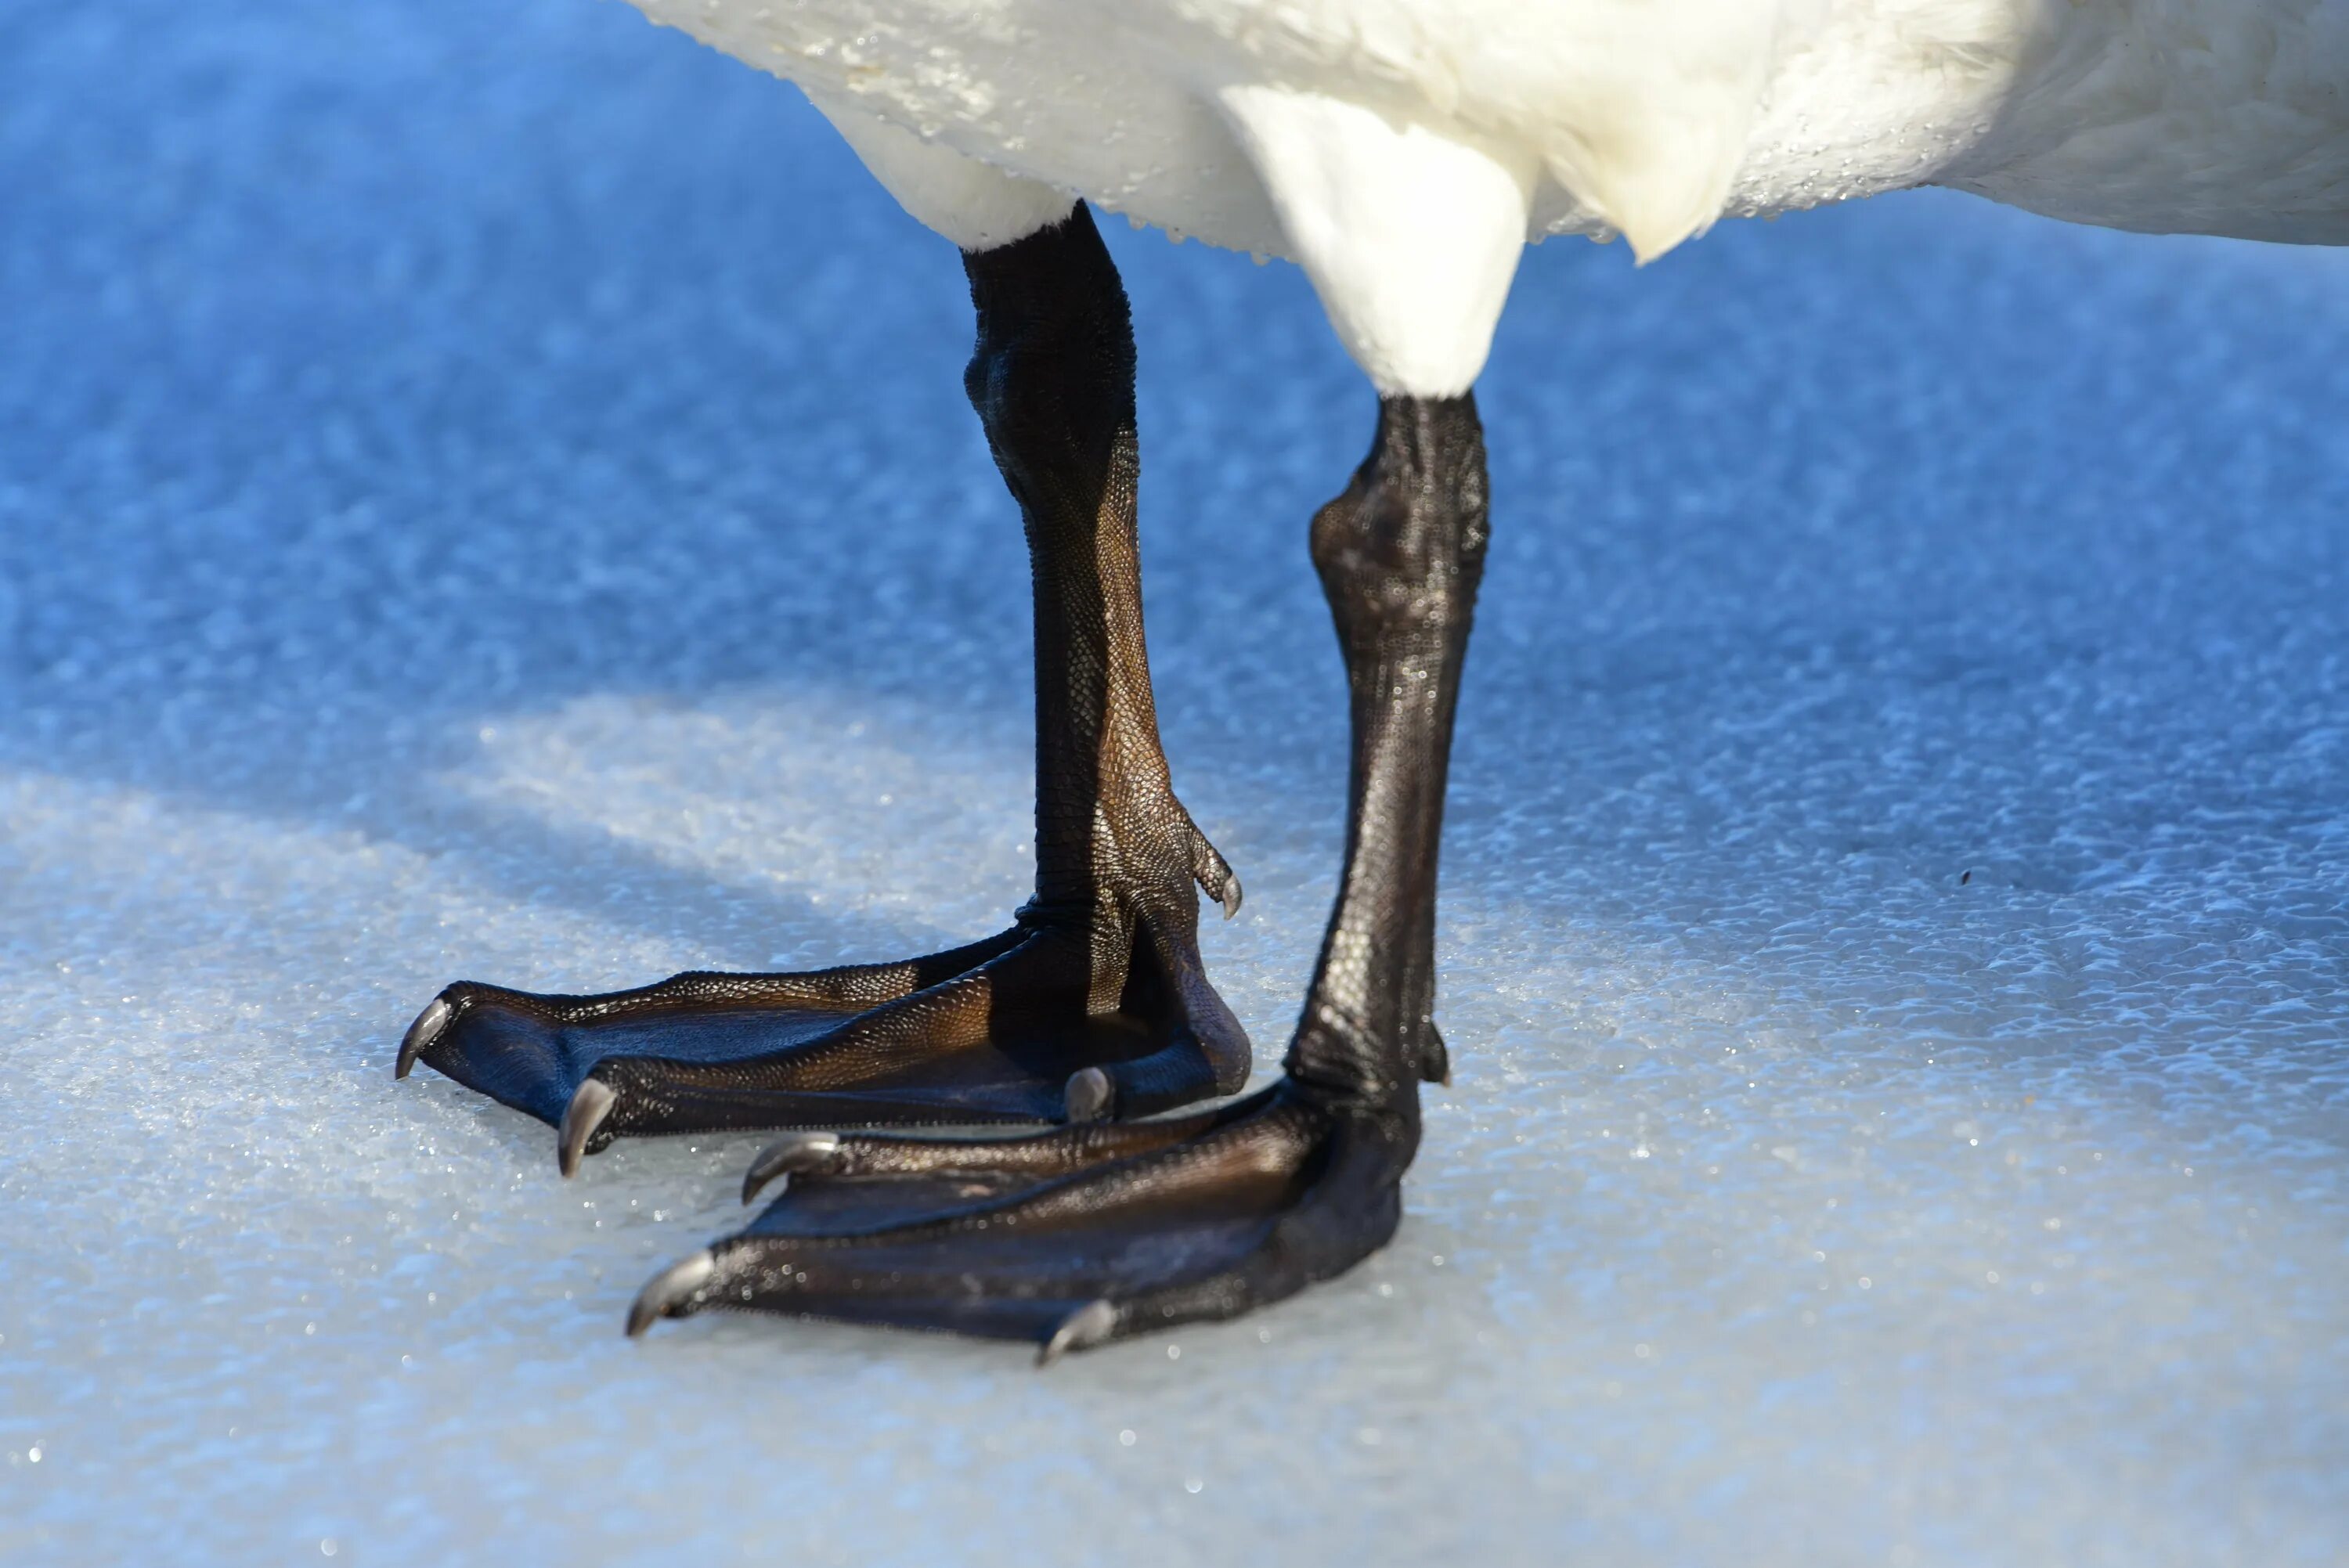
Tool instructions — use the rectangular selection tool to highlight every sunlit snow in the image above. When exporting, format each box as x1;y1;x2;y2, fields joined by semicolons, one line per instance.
2;2;2345;1563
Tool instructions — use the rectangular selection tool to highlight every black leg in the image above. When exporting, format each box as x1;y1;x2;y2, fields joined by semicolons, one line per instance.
626;395;1490;1356
396;204;1250;1172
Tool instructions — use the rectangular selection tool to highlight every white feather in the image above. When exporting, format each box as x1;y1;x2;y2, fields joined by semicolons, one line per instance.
625;0;2349;386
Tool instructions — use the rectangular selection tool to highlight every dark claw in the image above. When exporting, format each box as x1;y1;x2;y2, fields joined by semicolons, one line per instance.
395;996;450;1080
1185;819;1243;918
1037;1299;1119;1366
557;1078;616;1178
626;1249;716;1338
742;1131;843;1206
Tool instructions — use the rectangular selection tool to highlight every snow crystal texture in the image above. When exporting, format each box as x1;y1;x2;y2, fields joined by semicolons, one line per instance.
2;2;2346;1564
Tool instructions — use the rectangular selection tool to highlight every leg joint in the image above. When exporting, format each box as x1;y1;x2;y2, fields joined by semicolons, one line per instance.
1311;395;1490;638
962;205;1133;438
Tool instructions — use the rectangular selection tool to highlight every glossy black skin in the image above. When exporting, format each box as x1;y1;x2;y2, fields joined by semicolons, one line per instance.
399;204;1491;1354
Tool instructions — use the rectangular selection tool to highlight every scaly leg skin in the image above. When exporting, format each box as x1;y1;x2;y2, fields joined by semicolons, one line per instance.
395;205;1250;1173
628;395;1487;1357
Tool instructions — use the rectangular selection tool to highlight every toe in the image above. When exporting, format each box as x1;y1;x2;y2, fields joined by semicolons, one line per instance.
395;984;589;1125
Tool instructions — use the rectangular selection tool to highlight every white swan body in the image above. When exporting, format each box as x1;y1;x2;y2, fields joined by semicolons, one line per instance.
625;0;2349;389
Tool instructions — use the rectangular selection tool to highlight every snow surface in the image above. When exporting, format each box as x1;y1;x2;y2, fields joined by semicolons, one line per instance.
3;2;2347;1563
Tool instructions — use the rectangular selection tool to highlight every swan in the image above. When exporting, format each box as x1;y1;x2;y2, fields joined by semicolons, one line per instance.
396;0;2349;1358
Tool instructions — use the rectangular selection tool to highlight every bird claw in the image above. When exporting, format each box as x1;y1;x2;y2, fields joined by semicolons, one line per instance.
557;1077;617;1178
741;1131;844;1206
395;996;450;1080
1037;1299;1119;1366
1063;1066;1113;1124
626;1249;716;1339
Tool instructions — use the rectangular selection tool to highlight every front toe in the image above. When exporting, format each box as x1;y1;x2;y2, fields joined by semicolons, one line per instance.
403;986;597;1126
399;978;853;1130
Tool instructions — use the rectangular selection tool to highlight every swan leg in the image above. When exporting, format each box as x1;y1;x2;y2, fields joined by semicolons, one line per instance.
398;204;1251;1169
626;95;1511;1354
630;393;1492;1352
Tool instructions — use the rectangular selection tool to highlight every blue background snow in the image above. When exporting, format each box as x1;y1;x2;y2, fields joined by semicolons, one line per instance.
3;2;2347;1563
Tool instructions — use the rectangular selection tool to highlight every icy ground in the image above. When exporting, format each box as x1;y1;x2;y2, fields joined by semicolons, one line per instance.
3;2;2347;1563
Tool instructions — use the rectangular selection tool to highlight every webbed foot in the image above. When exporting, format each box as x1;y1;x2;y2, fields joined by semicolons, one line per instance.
395;203;1254;1167
625;1082;1409;1354
401;877;1248;1173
